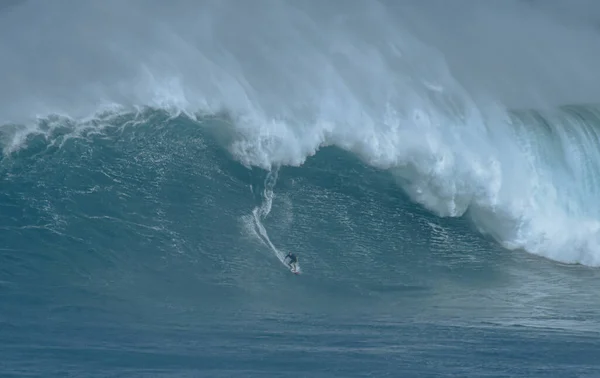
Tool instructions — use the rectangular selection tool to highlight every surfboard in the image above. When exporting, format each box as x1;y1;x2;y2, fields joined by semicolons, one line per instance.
289;264;300;275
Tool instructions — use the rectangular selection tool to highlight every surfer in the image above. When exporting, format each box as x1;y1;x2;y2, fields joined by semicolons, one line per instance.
285;252;298;271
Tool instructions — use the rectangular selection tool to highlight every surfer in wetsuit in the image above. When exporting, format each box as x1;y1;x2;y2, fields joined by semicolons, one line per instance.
285;252;298;270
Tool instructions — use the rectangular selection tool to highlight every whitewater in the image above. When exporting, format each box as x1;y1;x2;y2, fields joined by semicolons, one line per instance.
2;0;600;376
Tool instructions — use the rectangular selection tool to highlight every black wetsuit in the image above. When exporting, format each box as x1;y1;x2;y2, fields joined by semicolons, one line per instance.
286;253;297;265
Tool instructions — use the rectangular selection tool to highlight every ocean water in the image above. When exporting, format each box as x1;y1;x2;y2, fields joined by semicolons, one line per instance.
2;1;600;377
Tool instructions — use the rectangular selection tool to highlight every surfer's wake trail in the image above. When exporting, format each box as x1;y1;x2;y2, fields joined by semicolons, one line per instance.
245;168;300;272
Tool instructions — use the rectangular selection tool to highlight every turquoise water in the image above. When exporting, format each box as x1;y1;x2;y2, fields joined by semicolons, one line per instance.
3;1;600;376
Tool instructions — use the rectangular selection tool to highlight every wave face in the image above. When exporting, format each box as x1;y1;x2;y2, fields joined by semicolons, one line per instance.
4;0;600;265
3;110;600;377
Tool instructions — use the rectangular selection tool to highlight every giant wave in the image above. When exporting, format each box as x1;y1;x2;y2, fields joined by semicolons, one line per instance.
3;0;600;266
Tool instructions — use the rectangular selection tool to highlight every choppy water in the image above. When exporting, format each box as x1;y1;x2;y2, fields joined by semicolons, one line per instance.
2;0;600;377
